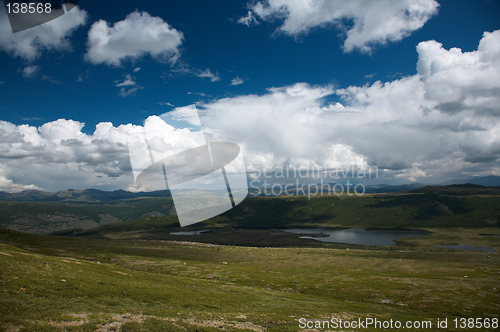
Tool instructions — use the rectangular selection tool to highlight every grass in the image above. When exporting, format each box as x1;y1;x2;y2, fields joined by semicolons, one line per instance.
0;228;499;331
1;189;499;330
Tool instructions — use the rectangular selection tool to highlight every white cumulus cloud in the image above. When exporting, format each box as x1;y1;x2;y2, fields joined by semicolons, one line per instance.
85;11;184;66
1;30;499;191
240;0;439;53
22;65;39;78
417;30;500;117
187;30;500;181
230;77;245;86
0;116;205;192
0;6;87;61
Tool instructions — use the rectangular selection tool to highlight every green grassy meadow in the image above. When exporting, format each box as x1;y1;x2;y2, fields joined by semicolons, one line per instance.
1;190;499;331
0;226;499;331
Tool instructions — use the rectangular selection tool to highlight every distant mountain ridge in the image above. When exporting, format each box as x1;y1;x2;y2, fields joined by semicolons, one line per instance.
412;183;500;195
0;175;499;201
0;181;499;235
364;183;427;193
365;176;500;193
0;188;171;203
449;175;500;187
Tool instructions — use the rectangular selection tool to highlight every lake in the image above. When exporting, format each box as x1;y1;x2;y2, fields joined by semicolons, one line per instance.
169;227;496;251
278;227;431;246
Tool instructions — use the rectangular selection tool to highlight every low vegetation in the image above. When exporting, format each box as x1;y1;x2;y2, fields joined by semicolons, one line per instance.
0;229;499;331
0;198;175;234
0;185;498;330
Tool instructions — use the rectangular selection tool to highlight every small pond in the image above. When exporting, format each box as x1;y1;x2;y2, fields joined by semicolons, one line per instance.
170;229;213;235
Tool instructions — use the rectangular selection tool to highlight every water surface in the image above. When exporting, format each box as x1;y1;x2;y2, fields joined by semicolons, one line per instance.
279;227;430;246
170;229;212;235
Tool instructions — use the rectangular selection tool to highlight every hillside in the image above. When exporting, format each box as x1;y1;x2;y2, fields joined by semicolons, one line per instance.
43;185;500;246
0;197;175;234
0;184;499;236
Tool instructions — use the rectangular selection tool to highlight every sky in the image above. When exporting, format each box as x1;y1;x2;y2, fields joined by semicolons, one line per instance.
0;0;499;192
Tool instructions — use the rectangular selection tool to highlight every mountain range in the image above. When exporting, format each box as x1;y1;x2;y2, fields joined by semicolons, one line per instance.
1;175;499;201
0;188;171;203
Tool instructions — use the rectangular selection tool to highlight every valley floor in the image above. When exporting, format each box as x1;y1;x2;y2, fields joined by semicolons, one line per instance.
0;229;499;331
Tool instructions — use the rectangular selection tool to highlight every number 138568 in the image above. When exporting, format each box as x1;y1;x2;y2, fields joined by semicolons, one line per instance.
6;2;52;14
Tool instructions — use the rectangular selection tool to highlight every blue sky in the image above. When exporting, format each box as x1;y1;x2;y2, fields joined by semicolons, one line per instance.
0;0;499;192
